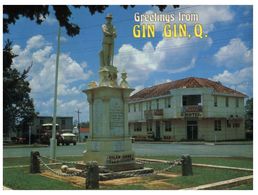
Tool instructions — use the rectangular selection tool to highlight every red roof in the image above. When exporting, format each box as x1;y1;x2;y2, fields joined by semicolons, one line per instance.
130;77;247;101
80;127;90;133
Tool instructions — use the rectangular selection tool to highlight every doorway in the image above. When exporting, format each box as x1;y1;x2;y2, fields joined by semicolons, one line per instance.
187;120;198;140
155;121;161;141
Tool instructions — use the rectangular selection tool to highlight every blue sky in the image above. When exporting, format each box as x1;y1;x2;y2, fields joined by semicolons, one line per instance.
3;5;253;122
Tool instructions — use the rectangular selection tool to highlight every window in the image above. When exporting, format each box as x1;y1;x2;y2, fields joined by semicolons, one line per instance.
225;97;229;107
165;97;171;108
165;121;172;132
139;103;142;112
147;122;152;132
227;120;231;128
182;95;201;106
214;120;222;131
156;99;159;109
214;96;218;107
128;104;131;112
233;123;240;128
148;101;152;110
236;98;239;108
134;104;136;112
61;119;66;125
134;123;142;132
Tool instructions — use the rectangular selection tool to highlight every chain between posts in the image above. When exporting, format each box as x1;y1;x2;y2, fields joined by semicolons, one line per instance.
37;155;182;178
101;158;183;179
40;155;80;165
37;156;86;177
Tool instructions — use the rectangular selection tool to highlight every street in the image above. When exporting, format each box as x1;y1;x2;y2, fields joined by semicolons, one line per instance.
3;142;252;158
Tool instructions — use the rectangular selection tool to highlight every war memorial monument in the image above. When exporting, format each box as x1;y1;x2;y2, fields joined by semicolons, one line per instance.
82;14;150;172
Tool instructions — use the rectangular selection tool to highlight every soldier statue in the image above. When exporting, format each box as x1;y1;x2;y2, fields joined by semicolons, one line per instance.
99;14;117;67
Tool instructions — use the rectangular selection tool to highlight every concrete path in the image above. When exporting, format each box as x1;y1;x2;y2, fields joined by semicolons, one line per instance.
193;163;253;172
183;175;253;190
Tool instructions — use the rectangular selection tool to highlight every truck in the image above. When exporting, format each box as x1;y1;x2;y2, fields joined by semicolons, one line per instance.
39;124;77;146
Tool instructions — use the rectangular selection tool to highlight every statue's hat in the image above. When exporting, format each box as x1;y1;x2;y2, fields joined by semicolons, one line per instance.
106;14;113;19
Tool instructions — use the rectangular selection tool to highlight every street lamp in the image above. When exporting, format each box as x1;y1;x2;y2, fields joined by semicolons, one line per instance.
50;24;61;160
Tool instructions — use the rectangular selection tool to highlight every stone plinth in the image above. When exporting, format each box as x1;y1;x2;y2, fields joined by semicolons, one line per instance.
83;86;135;169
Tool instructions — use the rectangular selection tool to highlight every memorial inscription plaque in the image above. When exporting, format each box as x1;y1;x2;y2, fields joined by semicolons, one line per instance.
110;98;124;136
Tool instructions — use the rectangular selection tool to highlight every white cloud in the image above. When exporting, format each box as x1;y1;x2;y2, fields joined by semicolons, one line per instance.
114;42;162;83
26;35;45;49
189;5;234;32
40;15;57;25
29;52;93;96
141;5;234;33
164;58;196;74
210;66;253;95
12;35;93;120
238;22;252;29
214;38;252;68
154;79;172;85
114;33;211;87
38;98;89;120
60;36;68;42
32;46;53;63
115;5;235;88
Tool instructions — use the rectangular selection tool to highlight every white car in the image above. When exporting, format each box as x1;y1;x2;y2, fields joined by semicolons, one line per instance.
58;132;77;146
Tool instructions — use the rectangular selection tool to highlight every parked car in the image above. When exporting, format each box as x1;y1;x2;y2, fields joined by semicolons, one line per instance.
57;132;77;146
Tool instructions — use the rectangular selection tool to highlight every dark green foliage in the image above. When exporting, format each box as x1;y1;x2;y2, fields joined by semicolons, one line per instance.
3;5;179;36
3;40;36;137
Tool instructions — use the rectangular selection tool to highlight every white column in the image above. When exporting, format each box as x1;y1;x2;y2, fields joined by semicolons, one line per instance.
102;96;110;138
87;93;94;139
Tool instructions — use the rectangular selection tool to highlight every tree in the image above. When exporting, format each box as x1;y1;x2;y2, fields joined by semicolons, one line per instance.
3;40;37;138
245;98;253;130
3;5;179;37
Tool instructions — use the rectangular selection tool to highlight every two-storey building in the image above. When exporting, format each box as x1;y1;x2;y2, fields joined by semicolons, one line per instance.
128;77;247;141
32;116;73;136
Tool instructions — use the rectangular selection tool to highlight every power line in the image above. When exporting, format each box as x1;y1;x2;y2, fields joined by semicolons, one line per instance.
5;5;252;41
6;14;252;57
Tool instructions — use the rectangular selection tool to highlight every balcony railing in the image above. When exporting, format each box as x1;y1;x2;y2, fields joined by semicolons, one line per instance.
182;105;203;112
144;109;163;119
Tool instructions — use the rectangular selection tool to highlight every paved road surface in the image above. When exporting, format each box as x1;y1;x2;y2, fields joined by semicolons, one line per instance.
3;142;252;158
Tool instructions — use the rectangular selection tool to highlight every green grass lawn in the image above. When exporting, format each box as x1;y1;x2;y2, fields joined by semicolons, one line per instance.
3;167;83;190
3;155;253;190
3;157;30;167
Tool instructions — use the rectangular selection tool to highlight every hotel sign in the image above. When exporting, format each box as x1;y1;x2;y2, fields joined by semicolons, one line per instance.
182;105;203;118
183;112;202;118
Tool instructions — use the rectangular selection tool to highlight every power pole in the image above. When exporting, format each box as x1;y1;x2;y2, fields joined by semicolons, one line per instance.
75;109;81;142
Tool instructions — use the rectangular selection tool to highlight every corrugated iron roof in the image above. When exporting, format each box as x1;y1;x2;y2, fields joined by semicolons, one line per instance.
130;77;247;101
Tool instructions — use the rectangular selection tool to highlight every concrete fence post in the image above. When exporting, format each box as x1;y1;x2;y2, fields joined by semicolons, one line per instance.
181;155;193;176
85;161;99;189
30;151;40;173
